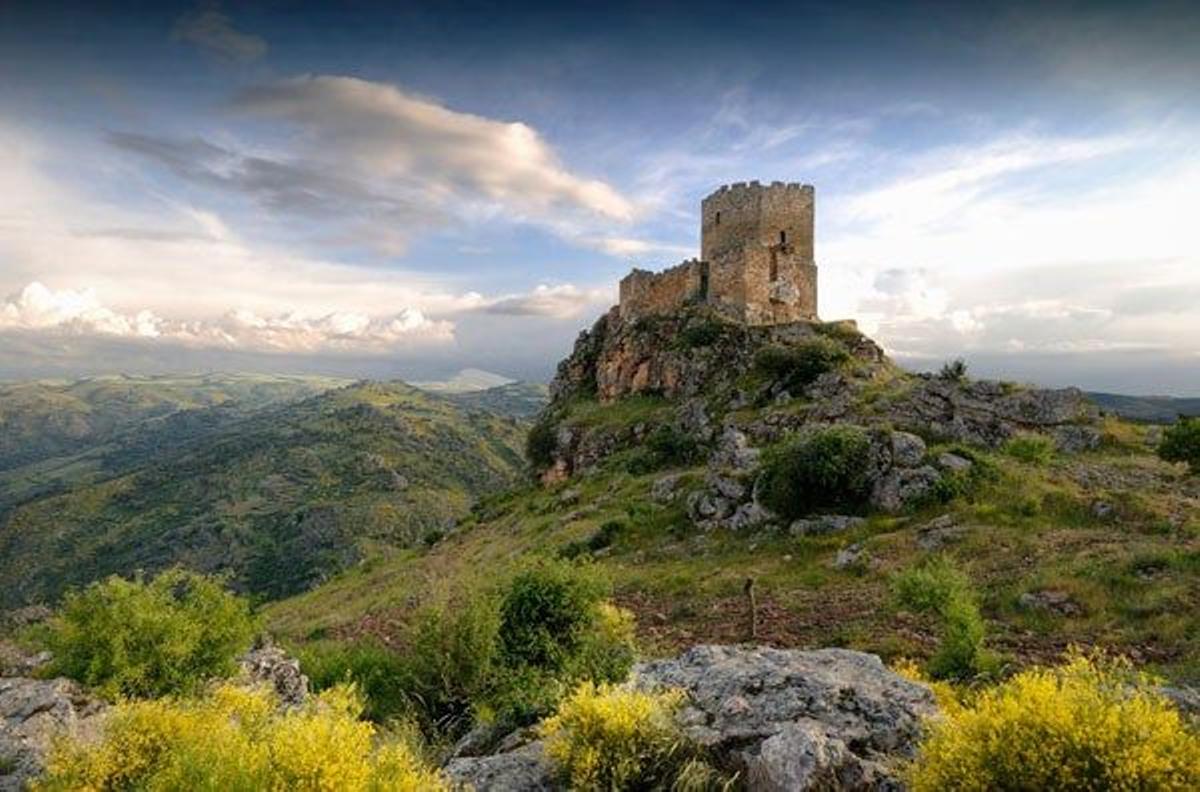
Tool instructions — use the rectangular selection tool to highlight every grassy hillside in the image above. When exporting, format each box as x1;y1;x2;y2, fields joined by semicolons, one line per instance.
267;402;1200;685
0;382;528;608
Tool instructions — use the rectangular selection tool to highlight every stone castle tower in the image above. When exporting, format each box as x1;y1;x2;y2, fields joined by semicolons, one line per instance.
618;181;817;325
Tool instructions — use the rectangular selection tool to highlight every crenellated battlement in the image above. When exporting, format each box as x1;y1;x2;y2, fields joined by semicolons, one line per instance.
617;181;818;326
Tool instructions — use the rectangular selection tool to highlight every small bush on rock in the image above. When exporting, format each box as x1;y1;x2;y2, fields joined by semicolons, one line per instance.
1002;432;1056;465
906;653;1200;791
36;683;448;791
757;425;872;519
753;337;850;391
1159;416;1200;474
44;568;257;699
540;681;725;791
938;358;969;382
892;557;996;680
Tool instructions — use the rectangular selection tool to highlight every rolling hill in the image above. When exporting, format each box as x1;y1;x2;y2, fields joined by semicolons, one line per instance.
0;381;529;608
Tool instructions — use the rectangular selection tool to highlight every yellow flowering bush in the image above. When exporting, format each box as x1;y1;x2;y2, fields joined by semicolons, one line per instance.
538;681;726;790
35;683;448;791
907;654;1200;791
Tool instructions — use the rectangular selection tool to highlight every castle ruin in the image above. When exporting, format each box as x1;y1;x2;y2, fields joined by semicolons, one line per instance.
618;181;818;325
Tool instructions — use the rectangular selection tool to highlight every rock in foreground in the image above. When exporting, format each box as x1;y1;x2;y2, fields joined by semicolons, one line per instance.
445;644;937;791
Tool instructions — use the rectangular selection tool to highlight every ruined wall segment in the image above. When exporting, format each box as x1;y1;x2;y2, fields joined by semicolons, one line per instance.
617;181;818;325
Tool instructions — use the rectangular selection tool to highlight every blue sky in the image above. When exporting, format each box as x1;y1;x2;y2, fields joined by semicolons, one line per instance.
1;0;1198;392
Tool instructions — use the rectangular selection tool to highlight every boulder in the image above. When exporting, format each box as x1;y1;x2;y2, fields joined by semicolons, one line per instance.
834;542;868;570
869;466;941;513
634;645;937;790
0;677;106;791
443;740;555;791
789;515;865;536
238;643;309;708
651;473;684;504
1018;590;1084;617
915;514;970;551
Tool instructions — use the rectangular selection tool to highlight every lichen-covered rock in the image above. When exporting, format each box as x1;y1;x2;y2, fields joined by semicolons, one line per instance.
634;645;937;790
869;465;940;513
789;515;865;536
0;677;106;791
238;642;309;708
443;740;554;791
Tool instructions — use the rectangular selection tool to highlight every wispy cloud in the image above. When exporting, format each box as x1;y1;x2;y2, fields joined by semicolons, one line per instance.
171;4;267;63
479;284;612;319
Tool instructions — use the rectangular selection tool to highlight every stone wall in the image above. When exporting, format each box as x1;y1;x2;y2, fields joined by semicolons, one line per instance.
618;260;704;321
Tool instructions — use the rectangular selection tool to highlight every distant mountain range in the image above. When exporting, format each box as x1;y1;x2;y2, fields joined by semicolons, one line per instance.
1085;392;1200;423
0;375;534;608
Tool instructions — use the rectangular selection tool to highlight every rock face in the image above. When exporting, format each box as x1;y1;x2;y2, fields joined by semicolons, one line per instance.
551;308;885;406
445;645;936;791
0;677;106;791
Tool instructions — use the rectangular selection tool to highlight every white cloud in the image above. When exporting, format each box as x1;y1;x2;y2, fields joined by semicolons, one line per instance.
228;75;634;234
172;4;267;62
818;128;1200;380
0;282;454;354
583;236;694;258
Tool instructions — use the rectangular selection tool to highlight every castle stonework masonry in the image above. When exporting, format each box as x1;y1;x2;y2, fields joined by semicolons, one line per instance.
618;181;818;325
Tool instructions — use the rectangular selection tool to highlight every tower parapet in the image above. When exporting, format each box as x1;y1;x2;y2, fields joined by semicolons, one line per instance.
617;181;818;325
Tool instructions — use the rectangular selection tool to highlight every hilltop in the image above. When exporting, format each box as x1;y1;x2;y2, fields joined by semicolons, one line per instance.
267;306;1199;684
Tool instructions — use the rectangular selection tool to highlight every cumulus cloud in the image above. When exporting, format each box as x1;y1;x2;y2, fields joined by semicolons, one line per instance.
172;4;267;62
106;76;635;256
0;282;453;354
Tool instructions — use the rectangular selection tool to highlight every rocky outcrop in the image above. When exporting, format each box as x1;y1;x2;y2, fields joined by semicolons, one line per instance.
550;308;884;406
238;642;309;707
446;645;937;791
0;678;106;791
883;377;1098;448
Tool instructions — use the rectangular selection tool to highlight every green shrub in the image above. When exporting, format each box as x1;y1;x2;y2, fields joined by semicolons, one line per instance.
348;560;638;741
892;557;995;680
539;682;728;791
394;595;503;738
938;358;968;382
906;653;1200;791
1002;432;1056;465
44;568;258;699
678;319;726;348
813;320;862;346
499;559;610;671
753;337;850;391
299;640;410;724
625;425;703;475
756;425;872;519
1159;416;1200;474
525;415;559;469
37;683;448;791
